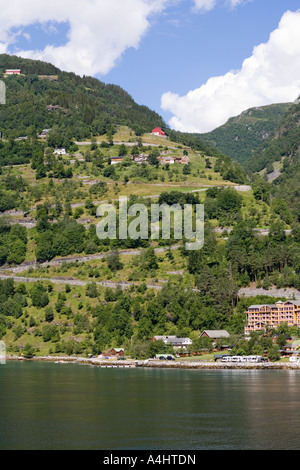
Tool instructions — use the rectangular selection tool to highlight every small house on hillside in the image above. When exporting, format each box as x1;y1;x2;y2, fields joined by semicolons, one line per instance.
200;330;231;350
272;333;292;344
200;330;230;340
165;337;192;349
152;127;166;137
180;155;190;165
152;335;177;342
110;348;125;357
111;156;124;165
132;154;148;164
159;156;175;165
5;69;21;75
152;335;192;349
54;148;67;156
39;129;50;138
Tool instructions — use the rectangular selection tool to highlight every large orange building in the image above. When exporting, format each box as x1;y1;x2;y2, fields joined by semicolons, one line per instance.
245;300;300;334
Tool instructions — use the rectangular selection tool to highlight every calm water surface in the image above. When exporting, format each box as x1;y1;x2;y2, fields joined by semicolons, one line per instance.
1;361;300;450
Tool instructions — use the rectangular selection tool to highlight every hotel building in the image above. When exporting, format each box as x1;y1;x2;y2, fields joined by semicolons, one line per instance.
245;300;300;334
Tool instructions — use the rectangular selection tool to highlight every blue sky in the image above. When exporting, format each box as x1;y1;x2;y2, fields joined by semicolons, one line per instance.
103;0;300;124
1;0;300;132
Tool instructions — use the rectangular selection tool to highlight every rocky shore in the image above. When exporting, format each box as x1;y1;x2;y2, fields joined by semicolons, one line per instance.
6;355;300;370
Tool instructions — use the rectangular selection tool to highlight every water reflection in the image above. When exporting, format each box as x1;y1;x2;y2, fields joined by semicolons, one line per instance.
1;363;300;450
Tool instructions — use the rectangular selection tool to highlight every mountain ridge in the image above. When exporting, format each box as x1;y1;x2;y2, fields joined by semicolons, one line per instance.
0;53;166;139
198;102;293;165
244;96;300;175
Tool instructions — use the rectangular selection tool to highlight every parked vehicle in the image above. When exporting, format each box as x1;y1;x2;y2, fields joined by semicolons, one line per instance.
222;355;267;363
289;356;300;363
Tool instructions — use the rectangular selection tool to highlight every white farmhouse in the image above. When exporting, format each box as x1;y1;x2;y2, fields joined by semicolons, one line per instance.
54;148;67;155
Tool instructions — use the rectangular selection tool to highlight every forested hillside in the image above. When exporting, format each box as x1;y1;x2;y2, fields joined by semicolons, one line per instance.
1;55;300;360
244;97;300;174
199;103;292;165
271;149;300;221
236;95;300;220
0;54;166;139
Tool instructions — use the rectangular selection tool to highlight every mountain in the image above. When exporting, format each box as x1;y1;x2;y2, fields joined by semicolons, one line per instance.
262;96;300;220
198;103;292;165
0;54;248;185
243;97;300;175
236;94;300;220
2;57;300;357
0;54;166;139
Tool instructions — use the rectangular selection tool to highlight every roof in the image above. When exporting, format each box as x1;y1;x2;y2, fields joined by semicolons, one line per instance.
248;300;300;309
164;337;192;344
153;335;176;340
200;330;230;338
152;127;165;134
248;305;272;308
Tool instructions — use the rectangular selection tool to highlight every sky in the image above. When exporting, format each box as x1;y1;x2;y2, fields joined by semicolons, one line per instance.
1;0;300;133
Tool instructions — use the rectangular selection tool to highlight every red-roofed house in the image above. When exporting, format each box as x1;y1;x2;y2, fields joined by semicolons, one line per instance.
152;127;166;137
5;69;21;75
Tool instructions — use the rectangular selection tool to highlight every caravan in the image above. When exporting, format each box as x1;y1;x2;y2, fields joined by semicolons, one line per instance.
222;355;266;363
289;356;300;363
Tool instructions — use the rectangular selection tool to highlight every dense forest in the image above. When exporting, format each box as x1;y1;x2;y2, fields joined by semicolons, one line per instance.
243;97;300;174
199;103;292;165
0;54;165;139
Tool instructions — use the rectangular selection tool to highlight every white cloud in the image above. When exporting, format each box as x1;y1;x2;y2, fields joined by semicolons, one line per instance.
193;0;217;11
0;0;249;78
0;0;171;76
228;0;244;7
193;0;248;12
161;9;300;133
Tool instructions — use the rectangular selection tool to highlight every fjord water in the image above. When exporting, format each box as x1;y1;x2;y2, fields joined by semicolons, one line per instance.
1;361;300;450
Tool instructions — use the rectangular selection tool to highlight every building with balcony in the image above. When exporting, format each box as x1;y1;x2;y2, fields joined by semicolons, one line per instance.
245;300;300;334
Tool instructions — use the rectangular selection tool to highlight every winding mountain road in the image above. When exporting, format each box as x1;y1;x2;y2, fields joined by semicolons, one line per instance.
1;270;299;300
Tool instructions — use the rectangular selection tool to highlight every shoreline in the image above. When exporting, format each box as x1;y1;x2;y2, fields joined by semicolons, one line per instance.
6;355;300;370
